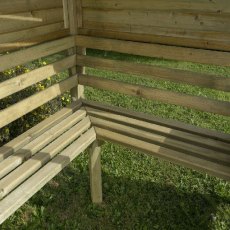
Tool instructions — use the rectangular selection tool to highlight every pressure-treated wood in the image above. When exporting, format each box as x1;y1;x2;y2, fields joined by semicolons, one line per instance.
76;55;230;91
0;109;87;179
0;55;76;100
83;100;230;143
79;75;230;116
89;140;103;203
80;0;230;51
76;35;230;66
82;0;230;13
0;101;82;162
0;0;63;14
0;36;75;72
95;127;230;181
0;116;91;199
78;28;230;52
0;127;96;225
0;76;78;129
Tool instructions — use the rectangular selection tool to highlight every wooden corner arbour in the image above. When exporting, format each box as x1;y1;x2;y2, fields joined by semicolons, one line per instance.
0;0;230;224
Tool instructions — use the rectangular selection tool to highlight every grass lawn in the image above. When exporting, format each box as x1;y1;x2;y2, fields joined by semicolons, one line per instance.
1;50;230;229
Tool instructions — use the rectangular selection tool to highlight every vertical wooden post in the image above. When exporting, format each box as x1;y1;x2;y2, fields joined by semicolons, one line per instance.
67;0;85;101
89;140;103;203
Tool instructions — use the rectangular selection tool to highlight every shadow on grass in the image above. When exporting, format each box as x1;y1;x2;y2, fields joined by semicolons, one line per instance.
12;167;224;230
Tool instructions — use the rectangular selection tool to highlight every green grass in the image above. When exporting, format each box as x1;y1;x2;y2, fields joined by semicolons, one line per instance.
1;51;230;229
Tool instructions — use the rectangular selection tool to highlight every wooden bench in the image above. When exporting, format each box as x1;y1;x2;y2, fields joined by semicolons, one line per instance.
0;0;230;225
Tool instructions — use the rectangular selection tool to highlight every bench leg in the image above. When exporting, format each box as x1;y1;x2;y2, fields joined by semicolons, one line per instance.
89;140;103;203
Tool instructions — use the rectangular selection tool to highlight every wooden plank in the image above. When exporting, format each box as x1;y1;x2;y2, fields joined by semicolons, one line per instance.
67;0;85;101
76;0;83;28
63;0;69;28
86;107;230;153
0;0;62;14
90;116;230;164
0;36;75;72
95;127;230;181
0;127;96;225
82;0;230;13
76;55;230;92
75;35;230;66
0;75;78;129
0;55;76;100
0;101;82;162
0;8;63;35
89;140;103;203
0;117;91;199
0;22;65;44
0;29;70;53
79;75;230;116
0;109;86;179
83;9;230;33
79;25;230;51
83;99;230;143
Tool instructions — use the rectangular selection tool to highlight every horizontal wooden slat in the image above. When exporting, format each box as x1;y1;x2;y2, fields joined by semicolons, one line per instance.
86;107;230;153
0;127;96;225
95;127;230;181
0;0;62;14
0;116;91;199
0;29;70;53
77;55;230;92
0;75;78;129
0;101;82;162
83;9;230;33
76;35;230;66
79;75;230;116
90;116;230;165
79;28;230;52
0;22;65;44
83;99;230;143
0;36;75;72
82;0;230;13
0;8;63;35
0;109;86;179
0;55;76;100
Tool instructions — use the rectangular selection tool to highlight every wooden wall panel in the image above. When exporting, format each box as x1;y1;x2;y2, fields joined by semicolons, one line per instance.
81;0;230;51
0;0;68;52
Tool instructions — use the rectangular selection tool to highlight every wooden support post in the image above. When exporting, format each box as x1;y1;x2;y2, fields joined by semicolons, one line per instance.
89;140;103;203
67;0;85;101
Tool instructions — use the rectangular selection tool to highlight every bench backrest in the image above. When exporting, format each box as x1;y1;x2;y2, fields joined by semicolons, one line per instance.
0;0;229;134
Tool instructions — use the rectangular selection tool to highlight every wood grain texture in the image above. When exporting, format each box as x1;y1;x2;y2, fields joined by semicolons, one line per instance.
0;8;63;35
95;127;230;181
76;55;230;92
0;127;96;225
0;76;78;129
0;101;82;162
75;35;230;66
0;36;75;72
0;55;76;100
82;0;230;13
79;75;230;116
83;99;230;143
89;140;103;203
0;117;90;199
0;0;62;14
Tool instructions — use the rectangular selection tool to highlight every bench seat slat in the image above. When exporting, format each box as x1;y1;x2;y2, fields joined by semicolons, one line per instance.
0;127;96;225
0;101;82;162
0;109;86;179
95;127;230;181
0;116;91;199
86;107;230;153
83;100;230;143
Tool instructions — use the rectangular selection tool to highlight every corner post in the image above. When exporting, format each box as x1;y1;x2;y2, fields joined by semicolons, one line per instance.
67;0;85;101
89;140;103;203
